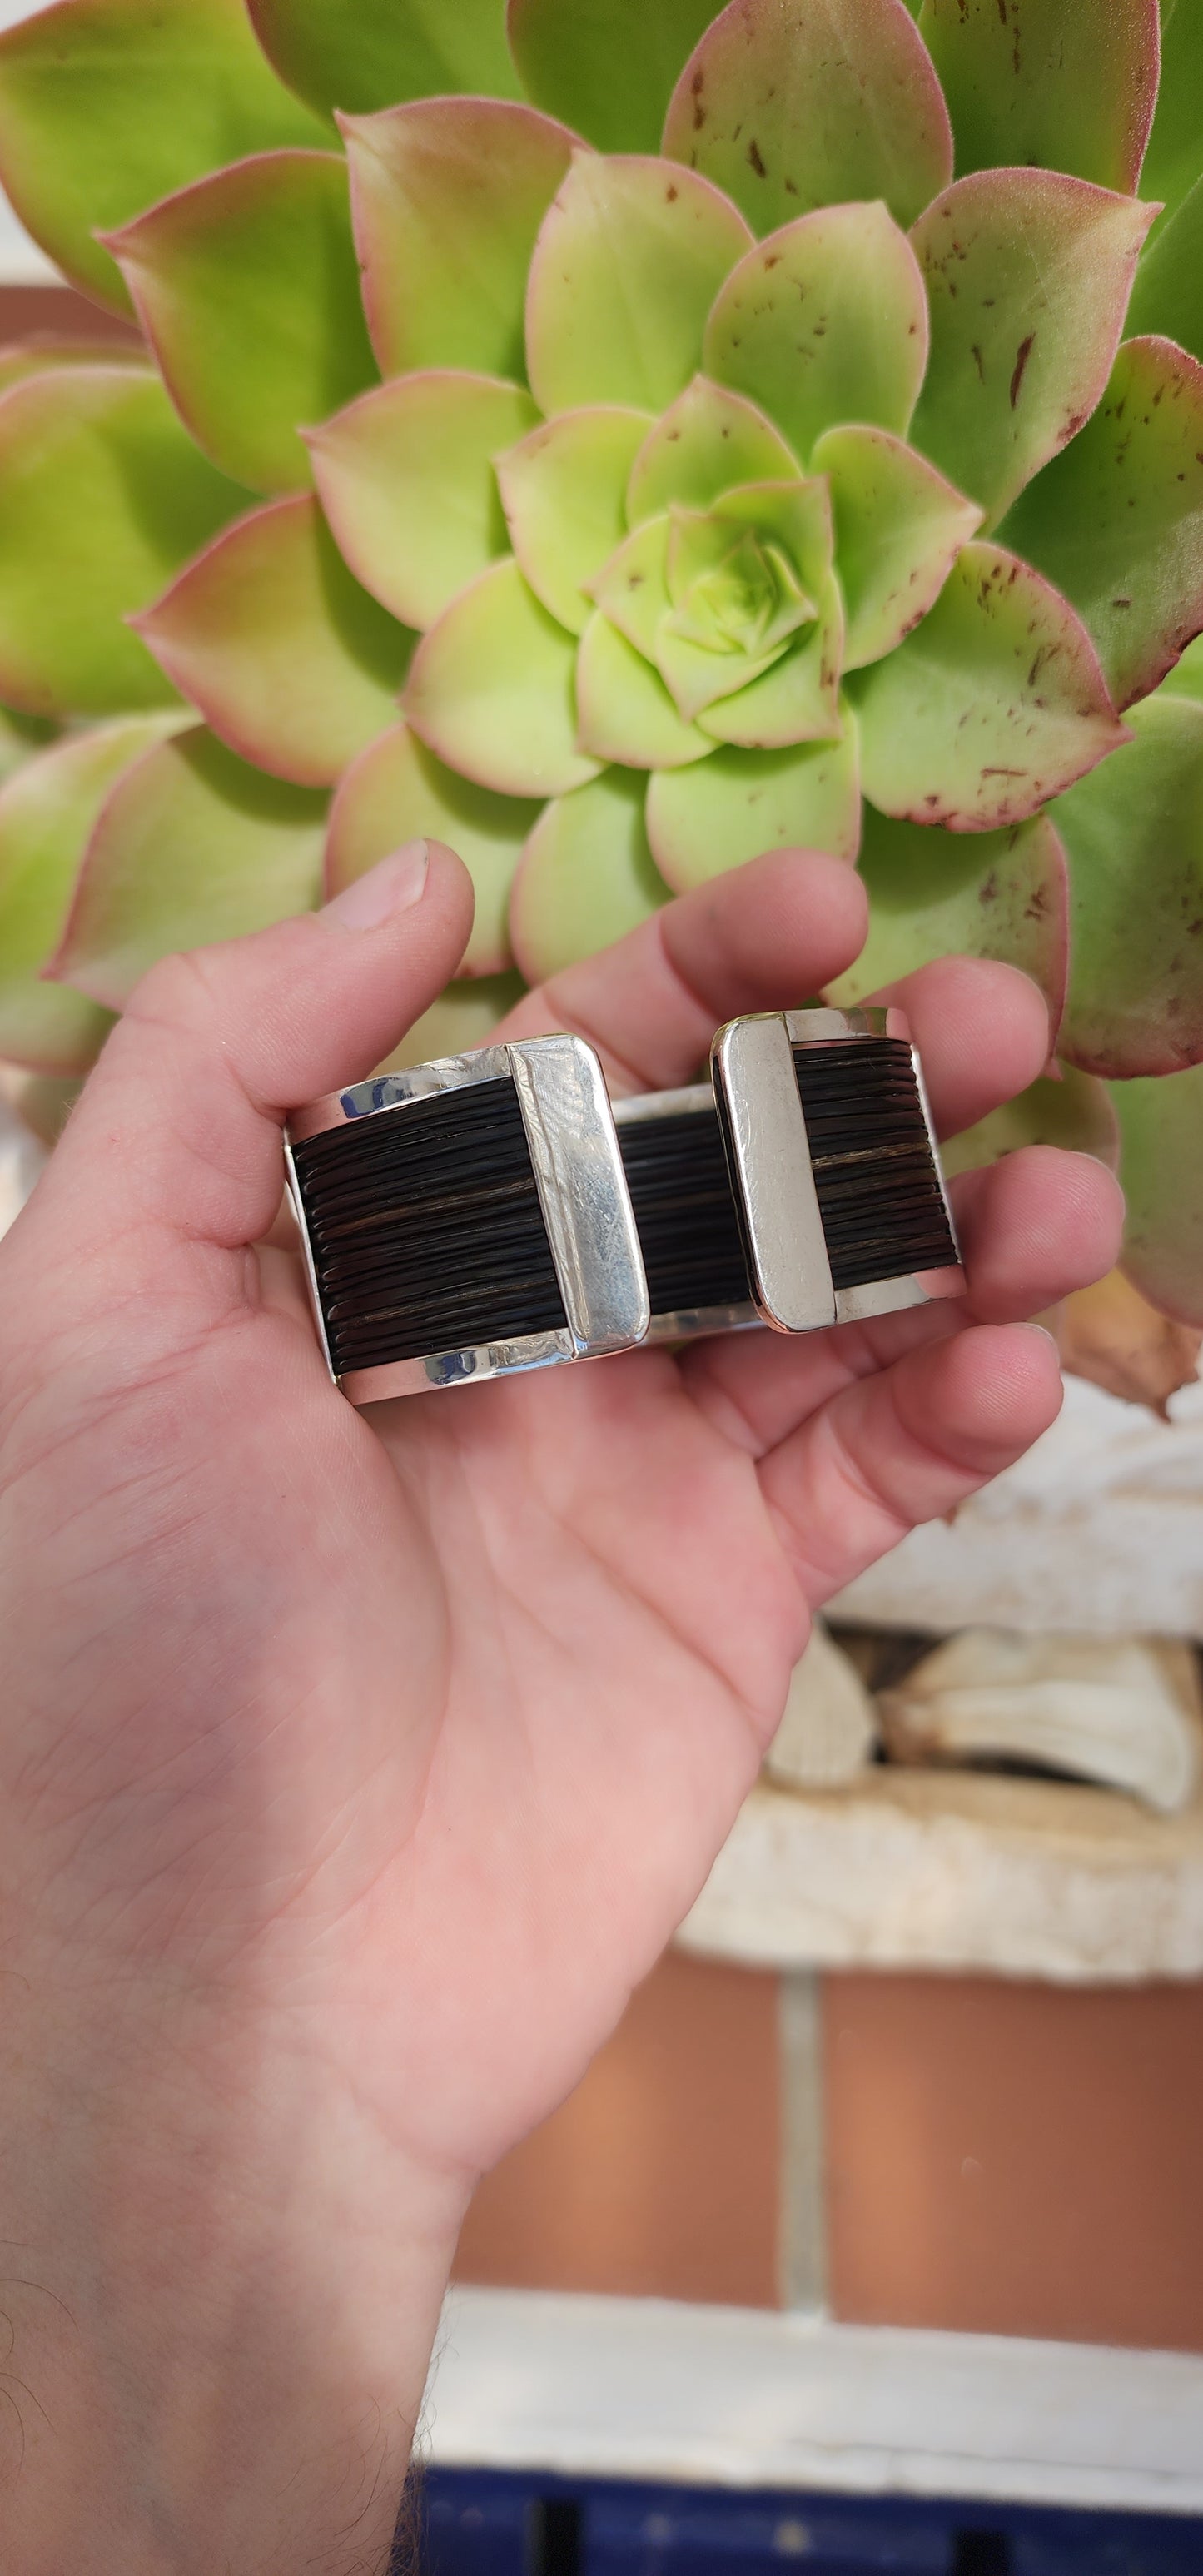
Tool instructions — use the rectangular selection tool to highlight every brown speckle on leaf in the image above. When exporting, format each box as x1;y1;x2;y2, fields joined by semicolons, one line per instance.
971;342;984;383
1009;333;1035;409
666;184;678;201
748;137;767;177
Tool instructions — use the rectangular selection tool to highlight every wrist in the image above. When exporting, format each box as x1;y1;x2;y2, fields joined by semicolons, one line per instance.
0;1946;469;2574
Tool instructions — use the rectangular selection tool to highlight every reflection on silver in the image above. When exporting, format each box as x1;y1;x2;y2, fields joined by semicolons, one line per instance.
339;1329;580;1405
286;1035;649;1402
288;1042;515;1143
510;1036;649;1358
712;1013;837;1335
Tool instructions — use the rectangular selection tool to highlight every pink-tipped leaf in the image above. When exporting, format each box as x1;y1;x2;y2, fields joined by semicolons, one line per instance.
526;152;753;416
54;725;326;1008
917;0;1160;197
0;716;185;1074
853;541;1129;831
0;366;248;719
405;558;601;799
574;614;713;768
1001;337;1203;713
326;720;539;977
909;171;1156;528
825;803;1068;1034
308;373;539;633
343;98;578;384
812;425;982;670
497;407;653;634
135;495;414;790
0;0;327;316
627;376;801;525
704;205;929;464
664;0;952;236
107;152;376;496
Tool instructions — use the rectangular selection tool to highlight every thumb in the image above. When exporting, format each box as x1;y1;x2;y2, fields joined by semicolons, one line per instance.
31;838;475;1267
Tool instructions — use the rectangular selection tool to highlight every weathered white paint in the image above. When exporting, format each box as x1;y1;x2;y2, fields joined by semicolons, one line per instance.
427;2285;1203;2514
679;1768;1203;1982
832;1366;1203;1641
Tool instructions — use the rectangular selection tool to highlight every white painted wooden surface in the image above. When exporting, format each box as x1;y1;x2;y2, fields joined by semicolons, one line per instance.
832;1368;1203;1642
679;1768;1203;1982
426;2286;1203;2514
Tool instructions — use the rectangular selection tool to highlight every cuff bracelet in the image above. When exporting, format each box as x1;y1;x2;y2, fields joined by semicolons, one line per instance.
286;1007;964;1404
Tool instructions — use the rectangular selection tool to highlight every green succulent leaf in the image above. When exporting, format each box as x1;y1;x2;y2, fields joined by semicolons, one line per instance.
135;495;414;791
405;557;601;798
575;613;713;768
646;724;861;888
1156;633;1203;703
917;0;1160;196
853;541;1129;831
694;579;843;748
526;152;752;416
496;407;653;634
0;707;55;784
507;0;721;153
824;804;1068;1029
107;152;375;496
1125;173;1203;366
591;516;674;661
1001;337;1203;712
908;172;1156;527
626;376;800;524
0;366;249;719
54;726;326;1008
248;0;523;118
325;720;537;977
1138;0;1203;226
343;99;577;384
663;0;952;236
510;767;669;979
1054;690;1203;1080
382;971;527;1073
941;1066;1120;1183
704;205;929;462
308;373;539;633
0;717;184;1074
0;0;328;316
641;476;839;731
0;337;148;394
1112;1059;1203;1324
812;425;982;670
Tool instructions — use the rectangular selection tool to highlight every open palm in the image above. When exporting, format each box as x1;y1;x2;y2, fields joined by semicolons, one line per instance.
0;841;1120;2204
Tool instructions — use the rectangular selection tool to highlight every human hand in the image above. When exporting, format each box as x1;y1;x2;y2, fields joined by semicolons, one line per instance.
0;838;1120;2571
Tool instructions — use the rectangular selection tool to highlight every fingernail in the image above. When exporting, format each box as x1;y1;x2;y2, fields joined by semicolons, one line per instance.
322;840;429;931
1017;1320;1061;1355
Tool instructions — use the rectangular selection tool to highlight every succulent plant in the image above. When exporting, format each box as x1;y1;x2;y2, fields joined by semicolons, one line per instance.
0;0;1200;1330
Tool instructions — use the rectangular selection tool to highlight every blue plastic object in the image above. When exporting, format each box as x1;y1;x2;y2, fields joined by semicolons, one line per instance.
414;2466;1203;2575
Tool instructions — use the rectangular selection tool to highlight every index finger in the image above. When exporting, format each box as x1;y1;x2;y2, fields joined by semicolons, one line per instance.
490;848;867;1095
